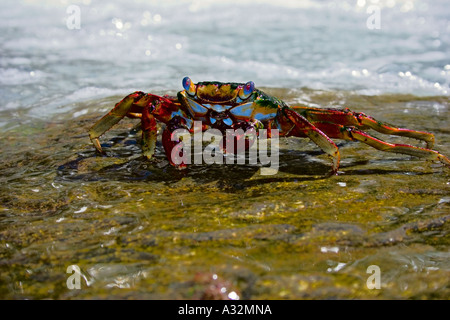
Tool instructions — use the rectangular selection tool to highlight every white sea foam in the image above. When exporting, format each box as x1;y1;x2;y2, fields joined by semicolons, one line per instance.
0;0;449;118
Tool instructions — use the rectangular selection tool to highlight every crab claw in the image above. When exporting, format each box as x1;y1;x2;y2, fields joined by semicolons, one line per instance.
220;121;258;155
162;117;190;169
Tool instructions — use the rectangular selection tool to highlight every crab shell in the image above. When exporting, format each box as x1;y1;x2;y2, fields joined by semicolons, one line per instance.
88;77;450;173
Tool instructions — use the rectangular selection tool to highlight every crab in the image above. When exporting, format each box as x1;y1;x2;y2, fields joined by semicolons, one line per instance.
88;77;450;173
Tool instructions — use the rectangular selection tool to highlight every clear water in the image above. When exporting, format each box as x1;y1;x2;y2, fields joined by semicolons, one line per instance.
1;0;449;123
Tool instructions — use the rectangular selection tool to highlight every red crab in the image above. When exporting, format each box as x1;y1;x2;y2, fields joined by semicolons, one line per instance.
88;77;450;173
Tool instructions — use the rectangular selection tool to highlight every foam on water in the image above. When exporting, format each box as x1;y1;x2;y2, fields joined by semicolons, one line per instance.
0;0;449;119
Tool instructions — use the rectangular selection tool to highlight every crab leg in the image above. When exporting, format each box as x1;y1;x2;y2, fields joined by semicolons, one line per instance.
141;105;158;159
284;108;341;173
292;106;435;148
88;91;145;153
312;122;450;166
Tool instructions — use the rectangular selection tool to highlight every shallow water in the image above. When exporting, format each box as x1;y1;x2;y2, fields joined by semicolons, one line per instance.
0;0;449;300
0;89;449;299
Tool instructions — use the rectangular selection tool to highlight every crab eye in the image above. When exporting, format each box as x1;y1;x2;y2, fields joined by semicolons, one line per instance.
239;81;255;99
182;76;191;91
182;76;196;96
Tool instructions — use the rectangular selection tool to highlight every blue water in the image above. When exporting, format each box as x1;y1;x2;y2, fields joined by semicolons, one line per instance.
0;0;449;122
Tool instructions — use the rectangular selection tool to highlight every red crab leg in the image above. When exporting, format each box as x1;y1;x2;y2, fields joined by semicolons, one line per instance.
292;106;435;148
312;122;450;166
88;91;146;153
141;105;157;159
89;92;177;157
284;108;341;173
